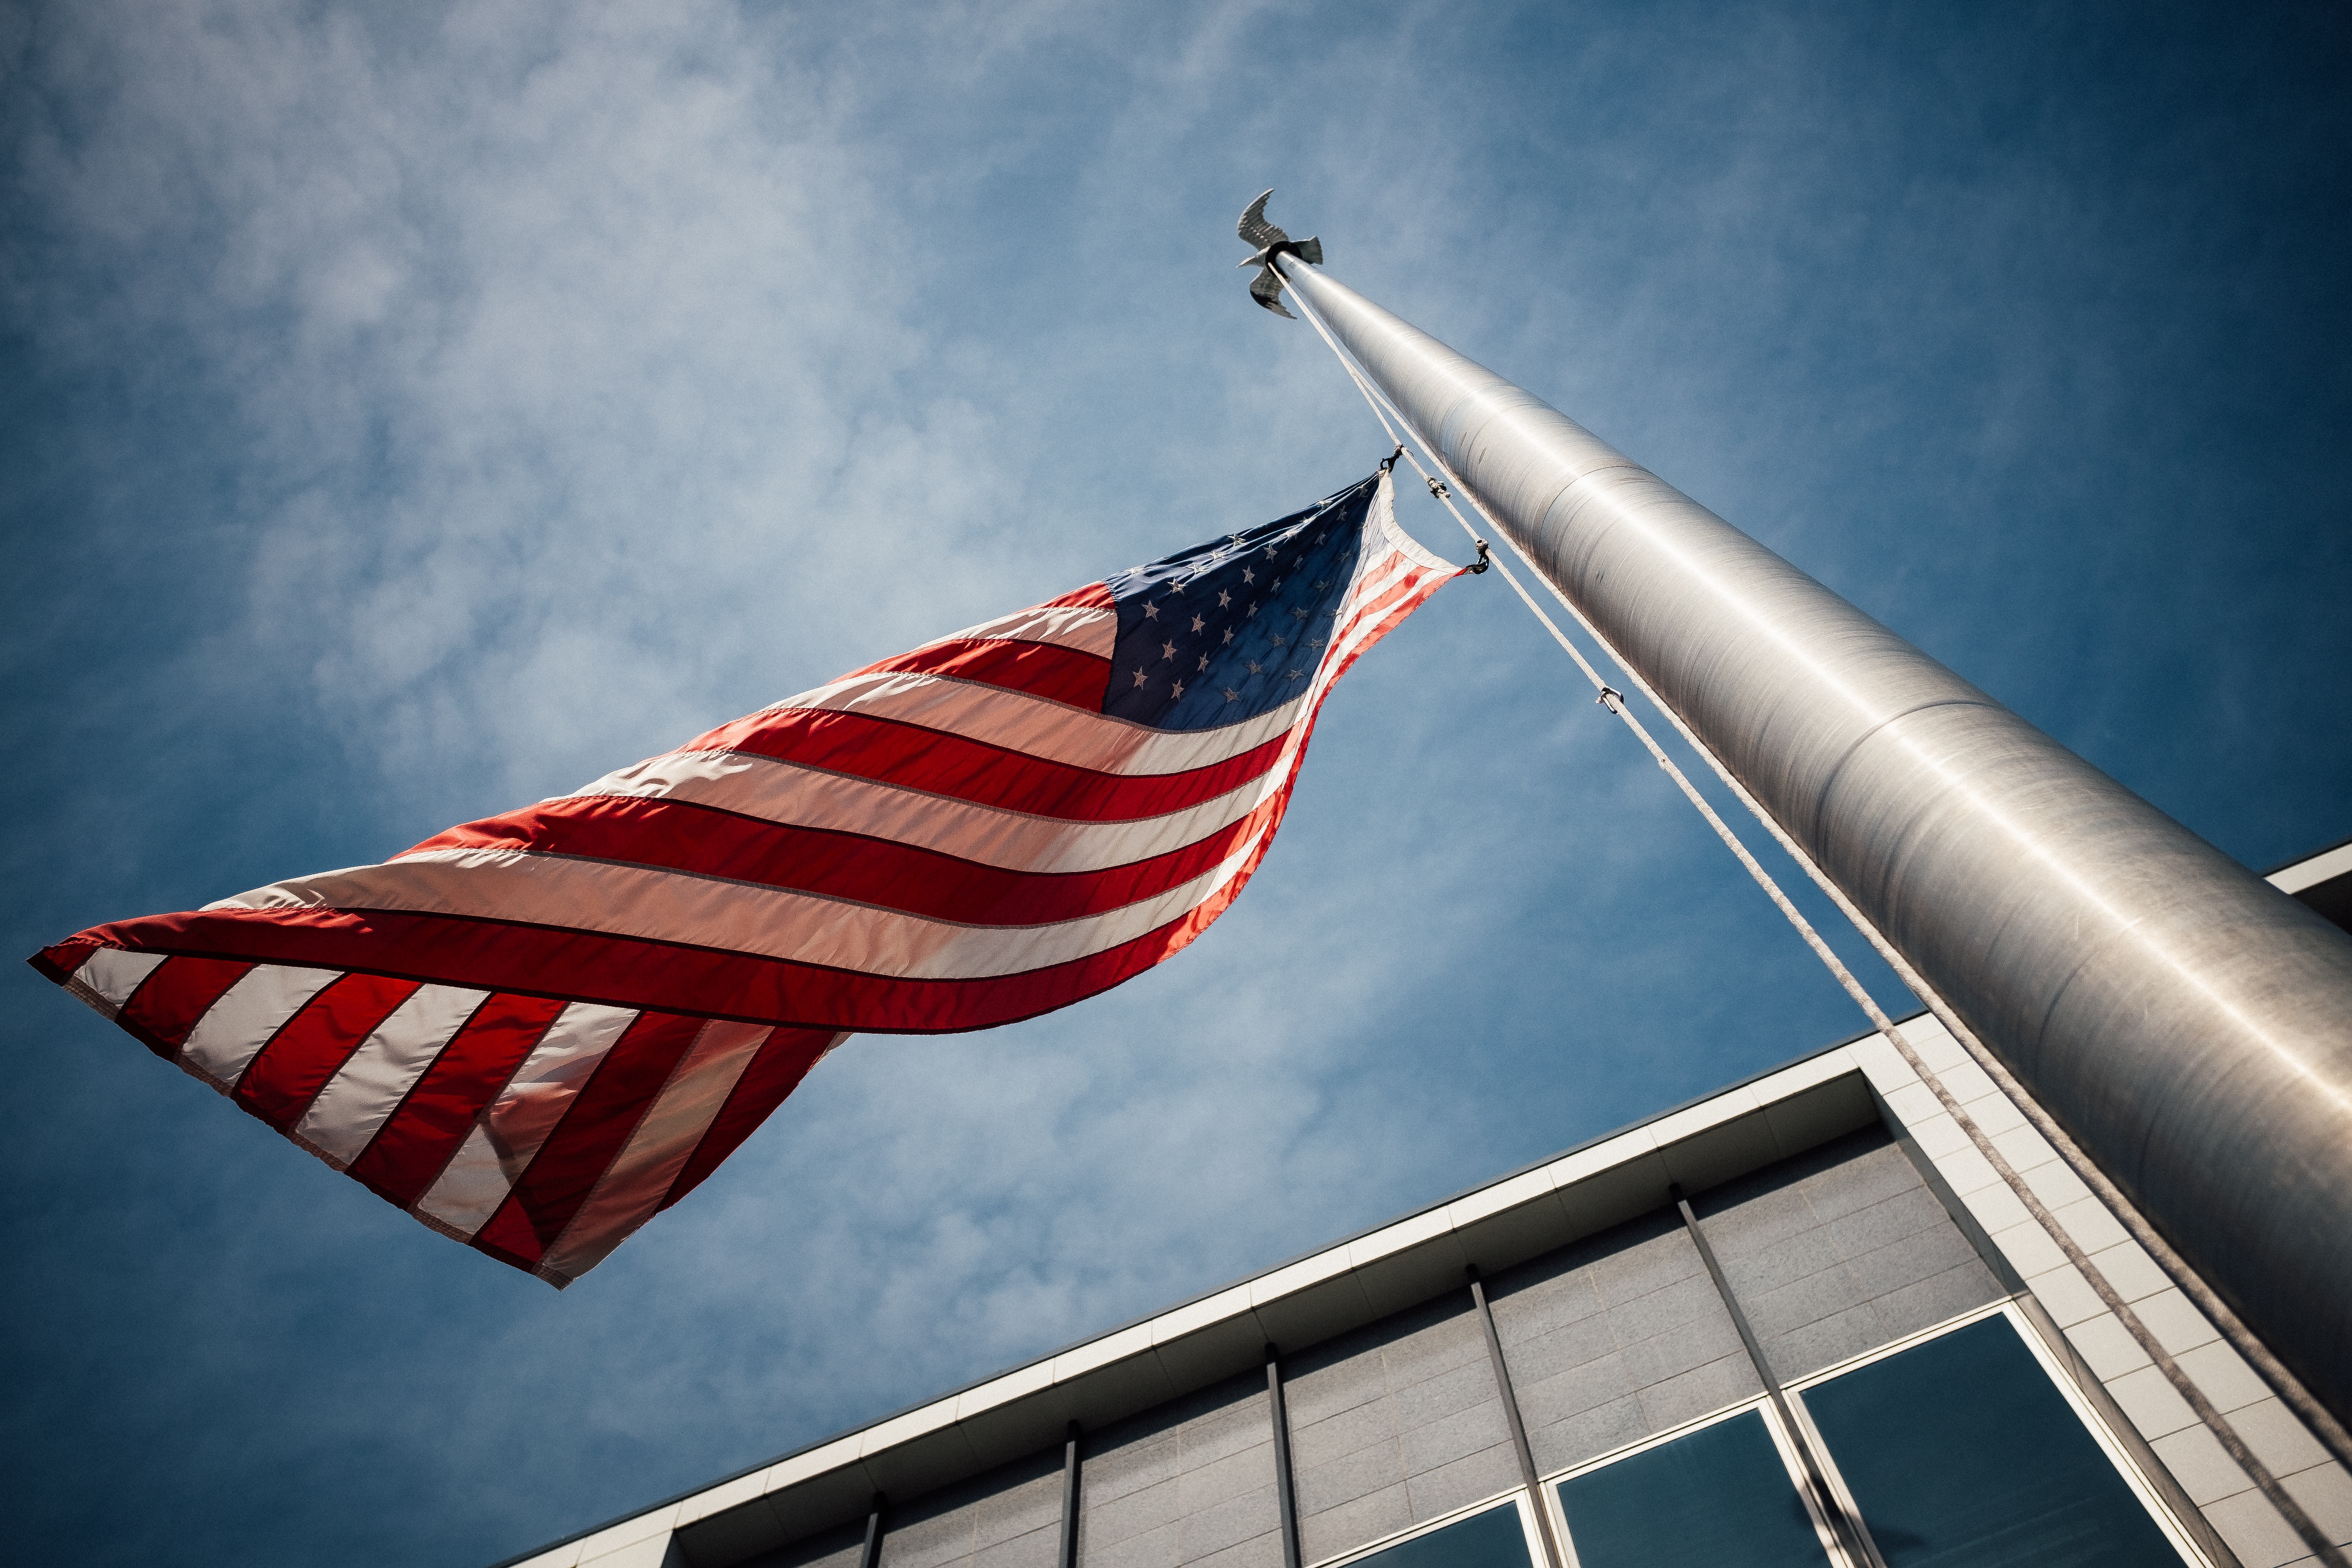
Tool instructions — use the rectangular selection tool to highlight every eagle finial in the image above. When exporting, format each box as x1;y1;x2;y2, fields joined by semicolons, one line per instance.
1236;189;1322;318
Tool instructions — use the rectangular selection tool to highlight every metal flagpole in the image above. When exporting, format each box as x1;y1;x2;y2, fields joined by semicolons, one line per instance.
1285;274;2352;1564
1240;200;2352;1442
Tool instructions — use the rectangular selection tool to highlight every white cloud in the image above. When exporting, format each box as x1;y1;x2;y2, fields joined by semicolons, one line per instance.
13;0;1053;824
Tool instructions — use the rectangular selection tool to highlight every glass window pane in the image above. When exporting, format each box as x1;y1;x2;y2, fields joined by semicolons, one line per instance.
1345;1502;1531;1568
1556;1408;1830;1568
1801;1314;2182;1568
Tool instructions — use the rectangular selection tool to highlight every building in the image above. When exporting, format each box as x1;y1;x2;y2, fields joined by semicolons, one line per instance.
501;839;2352;1568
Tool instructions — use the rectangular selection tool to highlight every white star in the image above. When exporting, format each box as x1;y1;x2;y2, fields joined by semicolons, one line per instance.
1131;669;1147;688
1263;544;1279;560
1222;628;1234;644
1169;578;1186;594
1143;602;1158;620
1271;578;1283;591
1286;668;1304;680
1197;654;1209;671
1171;680;1185;698
1190;614;1204;633
1161;640;1176;660
1312;580;1327;590
1315;533;1326;543
1223;687;1239;701
1248;661;1262;674
1218;590;1231;608
1271;635;1286;648
1247;602;1258;617
1291;607;1309;621
1241;567;1255;585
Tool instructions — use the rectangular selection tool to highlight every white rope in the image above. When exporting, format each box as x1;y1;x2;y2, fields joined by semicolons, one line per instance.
1285;284;1906;1036
1282;272;2352;1561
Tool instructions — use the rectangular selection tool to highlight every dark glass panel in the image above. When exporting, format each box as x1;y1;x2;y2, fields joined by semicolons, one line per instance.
1348;1501;1531;1568
1556;1408;1829;1568
1803;1314;2181;1567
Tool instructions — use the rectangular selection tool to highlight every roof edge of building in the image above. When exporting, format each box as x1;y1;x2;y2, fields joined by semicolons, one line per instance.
495;1016;1912;1568
2264;831;2352;893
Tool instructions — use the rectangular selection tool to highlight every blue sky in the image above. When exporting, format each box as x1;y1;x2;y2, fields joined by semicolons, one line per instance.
3;3;2346;1564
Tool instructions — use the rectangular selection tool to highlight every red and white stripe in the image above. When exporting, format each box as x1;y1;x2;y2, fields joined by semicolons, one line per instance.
31;475;1455;1284
44;947;845;1284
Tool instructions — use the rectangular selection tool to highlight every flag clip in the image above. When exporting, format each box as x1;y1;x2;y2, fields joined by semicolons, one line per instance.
1426;476;1451;500
1597;686;1623;711
1466;539;1491;575
1380;444;1404;474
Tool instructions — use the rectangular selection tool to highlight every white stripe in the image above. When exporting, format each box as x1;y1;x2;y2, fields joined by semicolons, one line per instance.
925;602;1115;658
730;536;1427;780
764;669;1308;776
414;1002;639;1237
215;818;1282;981
538;1020;780;1283
536;550;1440;876
293;983;490;1166
416;1125;507;1237
649;509;1430;786
181;964;344;1089
559;748;1275;874
66;949;168;1017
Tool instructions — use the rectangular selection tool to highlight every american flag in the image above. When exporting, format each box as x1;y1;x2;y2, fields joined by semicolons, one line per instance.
31;470;1458;1284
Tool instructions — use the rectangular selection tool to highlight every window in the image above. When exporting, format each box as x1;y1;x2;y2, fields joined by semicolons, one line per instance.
1335;1501;1532;1568
1798;1314;2183;1567
1554;1407;1831;1568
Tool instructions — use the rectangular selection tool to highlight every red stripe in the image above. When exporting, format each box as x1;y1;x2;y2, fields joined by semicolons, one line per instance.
679;707;1289;822
118;956;257;1061
468;1192;546;1273
1041;581;1114;609
854;637;1110;708
659;1028;840;1213
233;973;421;1131
346;992;569;1208
29;941;97;986
402;790;1275;925
481;1011;710;1262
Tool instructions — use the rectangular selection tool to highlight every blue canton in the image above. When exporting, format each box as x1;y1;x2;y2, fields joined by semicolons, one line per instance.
1101;475;1379;732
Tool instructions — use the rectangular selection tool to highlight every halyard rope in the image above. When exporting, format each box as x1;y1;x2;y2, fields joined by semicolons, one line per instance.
1283;270;2352;1561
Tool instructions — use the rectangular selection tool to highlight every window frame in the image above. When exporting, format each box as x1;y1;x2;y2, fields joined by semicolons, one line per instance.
1777;1299;2215;1568
1539;1396;1850;1568
1526;1299;2217;1568
1303;1484;1552;1568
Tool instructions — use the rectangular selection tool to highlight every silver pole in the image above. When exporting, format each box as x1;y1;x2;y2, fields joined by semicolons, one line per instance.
1273;253;2352;1429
